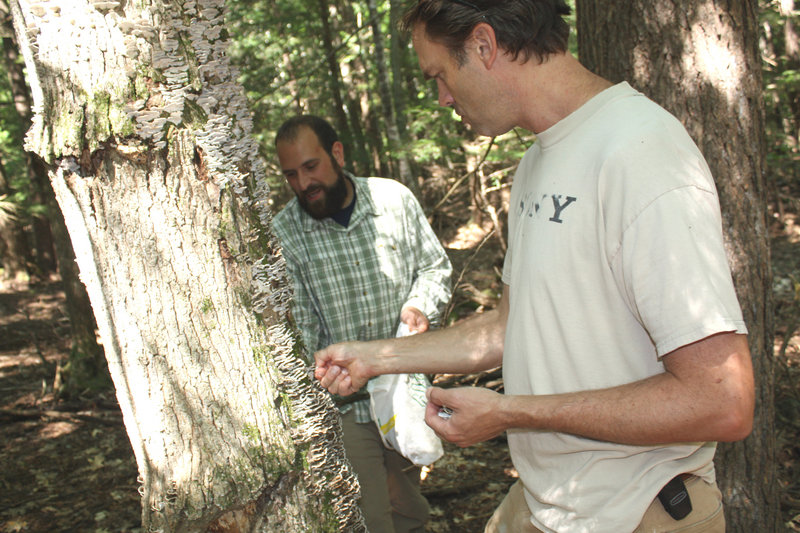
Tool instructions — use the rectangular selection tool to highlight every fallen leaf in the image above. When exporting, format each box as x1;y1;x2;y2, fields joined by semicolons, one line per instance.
3;518;28;532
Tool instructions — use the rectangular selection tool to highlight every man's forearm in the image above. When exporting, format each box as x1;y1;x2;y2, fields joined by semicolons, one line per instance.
370;303;506;376
315;286;509;395
490;332;754;446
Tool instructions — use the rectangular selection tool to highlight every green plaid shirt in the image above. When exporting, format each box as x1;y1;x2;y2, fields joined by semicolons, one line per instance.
272;175;452;422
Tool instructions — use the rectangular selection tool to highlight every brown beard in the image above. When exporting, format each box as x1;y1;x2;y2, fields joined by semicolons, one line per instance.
297;163;349;220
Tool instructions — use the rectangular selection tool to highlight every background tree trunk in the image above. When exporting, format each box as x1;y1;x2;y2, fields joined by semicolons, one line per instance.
337;0;374;177
9;0;364;530
576;1;778;530
315;0;371;176
1;8;107;395
389;0;410;142
366;0;420;197
45;183;110;396
782;0;800;61
0;10;56;276
0;155;31;280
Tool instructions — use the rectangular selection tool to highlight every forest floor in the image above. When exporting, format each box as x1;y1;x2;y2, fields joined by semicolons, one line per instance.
1;179;799;532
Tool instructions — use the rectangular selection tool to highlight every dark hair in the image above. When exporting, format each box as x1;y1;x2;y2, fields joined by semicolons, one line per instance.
400;0;571;65
274;115;339;157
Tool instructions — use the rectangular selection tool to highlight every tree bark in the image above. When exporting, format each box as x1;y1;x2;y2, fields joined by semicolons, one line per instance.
9;0;363;530
577;1;777;531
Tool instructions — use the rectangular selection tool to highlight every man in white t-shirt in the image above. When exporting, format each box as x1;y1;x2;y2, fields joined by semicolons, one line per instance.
313;1;755;532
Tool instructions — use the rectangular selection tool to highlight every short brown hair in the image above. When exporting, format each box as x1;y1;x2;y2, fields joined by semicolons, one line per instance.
401;0;571;65
275;115;339;159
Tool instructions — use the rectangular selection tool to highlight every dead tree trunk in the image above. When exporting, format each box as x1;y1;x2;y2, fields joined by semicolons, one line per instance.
9;0;363;530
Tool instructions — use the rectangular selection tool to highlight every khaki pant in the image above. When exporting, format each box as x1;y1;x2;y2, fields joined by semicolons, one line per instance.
485;476;725;533
340;410;429;533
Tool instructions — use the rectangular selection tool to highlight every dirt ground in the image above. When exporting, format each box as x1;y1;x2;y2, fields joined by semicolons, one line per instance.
0;282;142;533
1;189;799;532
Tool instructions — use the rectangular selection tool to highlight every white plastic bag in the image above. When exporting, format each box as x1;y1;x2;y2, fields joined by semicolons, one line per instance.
366;323;444;466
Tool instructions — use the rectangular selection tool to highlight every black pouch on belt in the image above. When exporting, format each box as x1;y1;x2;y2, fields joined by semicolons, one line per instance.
657;475;693;520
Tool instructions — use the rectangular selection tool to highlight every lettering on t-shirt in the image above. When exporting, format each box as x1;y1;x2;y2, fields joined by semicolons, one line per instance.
518;193;577;224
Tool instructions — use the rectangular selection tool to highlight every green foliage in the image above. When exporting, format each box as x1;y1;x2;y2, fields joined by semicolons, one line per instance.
226;0;536;197
0;58;33;216
227;0;338;186
223;0;800;222
405;104;466;163
2;0;788;226
565;0;578;56
488;129;535;164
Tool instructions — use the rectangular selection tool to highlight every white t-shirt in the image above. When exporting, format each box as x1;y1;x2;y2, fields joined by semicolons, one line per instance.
501;82;747;533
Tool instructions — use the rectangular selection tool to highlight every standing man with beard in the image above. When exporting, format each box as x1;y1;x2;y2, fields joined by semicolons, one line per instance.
271;115;452;533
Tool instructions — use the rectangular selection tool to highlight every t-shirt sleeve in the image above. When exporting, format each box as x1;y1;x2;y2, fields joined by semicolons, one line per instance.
611;185;747;357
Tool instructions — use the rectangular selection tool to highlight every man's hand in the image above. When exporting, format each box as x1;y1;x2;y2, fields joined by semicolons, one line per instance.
424;386;509;447
400;306;429;333
314;342;372;396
